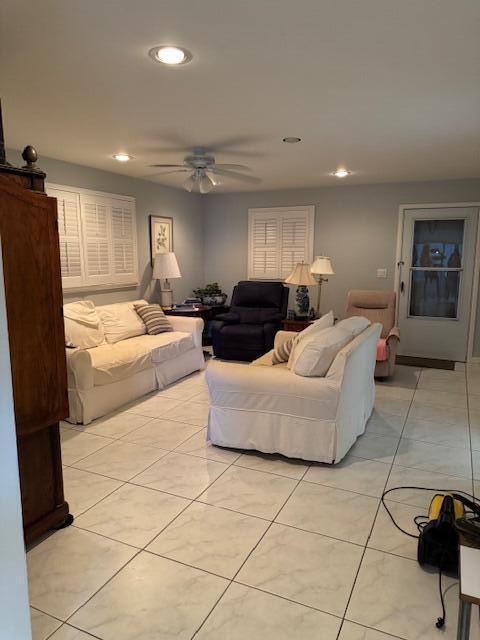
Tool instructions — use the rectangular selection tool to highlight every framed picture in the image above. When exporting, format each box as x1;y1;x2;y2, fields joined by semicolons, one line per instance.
150;215;173;264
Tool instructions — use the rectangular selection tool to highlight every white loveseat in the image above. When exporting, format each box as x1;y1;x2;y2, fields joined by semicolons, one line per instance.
64;299;205;424
206;322;382;464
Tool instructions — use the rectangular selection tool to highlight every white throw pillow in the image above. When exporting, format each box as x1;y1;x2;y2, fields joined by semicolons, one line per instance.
287;310;334;369
336;316;371;337
63;300;105;349
97;300;147;344
292;325;352;377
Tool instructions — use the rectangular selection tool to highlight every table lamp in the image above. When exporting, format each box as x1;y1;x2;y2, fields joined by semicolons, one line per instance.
285;262;317;319
310;256;334;317
153;252;181;307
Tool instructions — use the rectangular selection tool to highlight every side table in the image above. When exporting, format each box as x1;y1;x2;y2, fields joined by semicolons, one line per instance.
164;305;228;346
282;318;313;332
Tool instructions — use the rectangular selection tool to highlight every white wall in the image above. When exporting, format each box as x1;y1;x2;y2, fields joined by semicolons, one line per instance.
7;149;204;306
0;243;32;640
203;179;480;319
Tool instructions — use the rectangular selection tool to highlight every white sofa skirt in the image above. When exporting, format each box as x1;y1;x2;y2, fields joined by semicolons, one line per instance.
208;407;338;463
68;346;205;424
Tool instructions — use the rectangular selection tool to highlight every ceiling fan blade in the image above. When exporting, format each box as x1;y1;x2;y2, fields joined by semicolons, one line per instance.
213;163;250;171
209;167;261;184
145;168;191;178
149;164;186;168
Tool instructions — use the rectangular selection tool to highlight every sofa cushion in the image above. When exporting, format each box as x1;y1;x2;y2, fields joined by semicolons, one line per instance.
89;332;193;385
219;323;266;349
336;316;371;337
292;325;352;377
97;300;147;343
150;332;194;363
63;300;105;349
233;281;286;308
134;303;173;334
230;306;284;325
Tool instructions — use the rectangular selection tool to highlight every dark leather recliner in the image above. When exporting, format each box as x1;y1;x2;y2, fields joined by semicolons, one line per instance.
211;281;289;361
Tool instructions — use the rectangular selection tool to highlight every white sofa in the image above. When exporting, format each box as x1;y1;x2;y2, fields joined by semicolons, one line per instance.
64;299;205;424
206;323;382;464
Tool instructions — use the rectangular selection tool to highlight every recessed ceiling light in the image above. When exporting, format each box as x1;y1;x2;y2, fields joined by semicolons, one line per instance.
332;168;351;178
149;46;193;65
113;153;134;162
282;137;301;143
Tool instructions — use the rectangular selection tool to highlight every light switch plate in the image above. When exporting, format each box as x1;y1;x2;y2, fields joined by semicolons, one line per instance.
376;268;387;278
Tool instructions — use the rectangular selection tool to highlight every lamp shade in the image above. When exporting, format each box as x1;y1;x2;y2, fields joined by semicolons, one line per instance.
285;262;317;285
153;252;181;279
310;256;335;276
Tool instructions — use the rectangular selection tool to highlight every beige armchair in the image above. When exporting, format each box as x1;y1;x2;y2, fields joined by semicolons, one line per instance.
346;290;400;378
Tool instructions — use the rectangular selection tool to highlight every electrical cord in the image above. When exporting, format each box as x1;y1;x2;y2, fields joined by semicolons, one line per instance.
380;486;480;630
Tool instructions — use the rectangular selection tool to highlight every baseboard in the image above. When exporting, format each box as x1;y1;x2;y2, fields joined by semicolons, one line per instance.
395;355;455;370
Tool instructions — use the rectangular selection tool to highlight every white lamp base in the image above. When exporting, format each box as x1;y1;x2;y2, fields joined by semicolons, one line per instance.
160;288;173;307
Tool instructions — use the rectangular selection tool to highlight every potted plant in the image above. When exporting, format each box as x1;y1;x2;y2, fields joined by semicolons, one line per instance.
193;282;227;306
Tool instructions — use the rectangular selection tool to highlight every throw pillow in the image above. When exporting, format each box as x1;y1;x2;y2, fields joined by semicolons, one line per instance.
292;325;352;377
97;300;148;343
272;335;295;364
63;300;105;349
335;316;371;337
134;303;173;334
287;310;334;369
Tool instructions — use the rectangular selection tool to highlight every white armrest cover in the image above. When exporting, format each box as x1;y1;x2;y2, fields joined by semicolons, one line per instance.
167;316;204;349
65;348;93;391
207;360;340;421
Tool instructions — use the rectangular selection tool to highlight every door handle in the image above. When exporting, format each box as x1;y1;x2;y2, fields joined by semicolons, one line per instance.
400;281;405;293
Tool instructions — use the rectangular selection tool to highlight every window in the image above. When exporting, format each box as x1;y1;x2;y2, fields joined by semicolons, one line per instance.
47;184;138;290
248;206;315;279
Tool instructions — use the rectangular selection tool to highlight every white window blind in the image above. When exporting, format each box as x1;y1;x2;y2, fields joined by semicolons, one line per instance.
111;202;136;280
47;184;138;290
248;206;314;279
54;188;84;287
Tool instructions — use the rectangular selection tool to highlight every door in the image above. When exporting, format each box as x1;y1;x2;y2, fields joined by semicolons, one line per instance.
397;206;478;361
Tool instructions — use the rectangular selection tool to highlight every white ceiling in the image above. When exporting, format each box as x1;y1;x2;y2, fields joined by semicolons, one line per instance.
1;0;479;192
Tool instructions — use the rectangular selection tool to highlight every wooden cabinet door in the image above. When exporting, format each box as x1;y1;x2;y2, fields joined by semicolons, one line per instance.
0;175;68;435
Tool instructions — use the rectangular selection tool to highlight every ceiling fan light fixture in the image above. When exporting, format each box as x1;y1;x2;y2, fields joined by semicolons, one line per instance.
198;173;214;194
183;174;197;192
149;46;193;66
332;168;351;178
113;153;133;162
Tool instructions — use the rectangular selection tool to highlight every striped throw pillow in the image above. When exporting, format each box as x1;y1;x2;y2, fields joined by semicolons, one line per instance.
272;336;295;365
134;304;173;334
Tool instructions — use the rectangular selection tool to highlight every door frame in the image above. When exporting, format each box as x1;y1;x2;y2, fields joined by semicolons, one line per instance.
395;202;480;363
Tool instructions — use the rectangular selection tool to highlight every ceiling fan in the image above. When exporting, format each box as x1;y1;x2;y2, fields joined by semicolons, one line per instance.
148;147;260;193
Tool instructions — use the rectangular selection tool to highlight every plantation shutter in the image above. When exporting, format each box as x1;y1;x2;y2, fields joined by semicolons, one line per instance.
249;216;279;278
111;201;137;282
280;215;310;278
47;187;84;287
82;197;111;283
248;206;314;279
47;183;138;290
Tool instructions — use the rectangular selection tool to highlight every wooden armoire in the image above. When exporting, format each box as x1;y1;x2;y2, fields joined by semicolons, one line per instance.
0;142;72;544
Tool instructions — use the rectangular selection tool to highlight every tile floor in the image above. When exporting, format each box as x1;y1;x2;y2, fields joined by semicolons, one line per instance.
28;363;480;640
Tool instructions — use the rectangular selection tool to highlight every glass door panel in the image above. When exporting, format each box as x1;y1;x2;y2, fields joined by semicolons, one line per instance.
409;218;464;319
409;270;460;318
411;219;464;267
